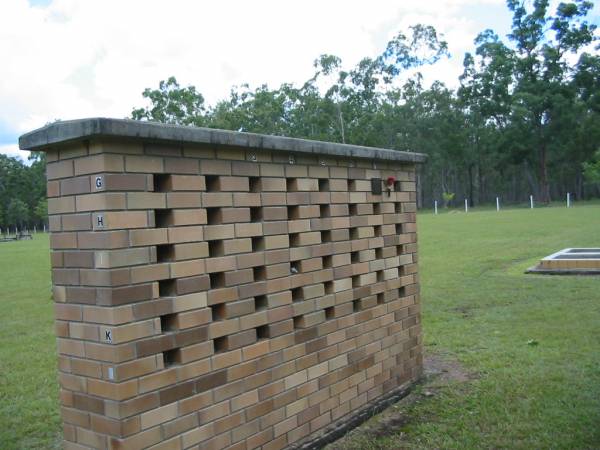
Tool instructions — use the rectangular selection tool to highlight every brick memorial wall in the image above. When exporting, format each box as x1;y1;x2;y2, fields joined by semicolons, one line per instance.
19;118;426;450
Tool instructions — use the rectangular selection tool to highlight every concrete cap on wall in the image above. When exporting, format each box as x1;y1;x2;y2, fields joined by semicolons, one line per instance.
19;117;427;164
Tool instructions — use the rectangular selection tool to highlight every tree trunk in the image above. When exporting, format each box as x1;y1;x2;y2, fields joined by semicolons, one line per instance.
524;161;537;201
538;142;551;203
468;164;475;207
576;170;584;200
337;103;345;144
477;162;484;204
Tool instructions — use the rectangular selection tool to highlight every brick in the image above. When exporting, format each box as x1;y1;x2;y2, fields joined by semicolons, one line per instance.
163;157;200;174
231;160;260;176
47;180;60;197
235;222;262;238
129;228;168;247
233;192;261;207
58;215;89;232
204;224;235;241
260;178;286;191
87;379;138;401
211;207;248;224
156;209;206;227
294;310;326;329
140;403;178;430
165;192;202;208
125;155;164;173
47;160;74;180
98;173;149;191
94;248;151;268
208;176;249;192
61;176;91;195
221;238;252;255
160;242;209;262
202;192;233;208
93;211;149;230
126;192;166;209
74;193;127;212
287;178;318;192
48;197;75;215
74;154;124;176
167;226;204;244
200;159;231;175
78;231;129;249
290;232;321;247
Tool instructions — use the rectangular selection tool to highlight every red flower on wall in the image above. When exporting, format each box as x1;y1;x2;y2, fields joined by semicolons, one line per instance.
386;176;396;196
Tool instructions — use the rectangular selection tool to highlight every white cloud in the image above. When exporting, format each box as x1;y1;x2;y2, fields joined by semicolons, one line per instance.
0;144;30;162
1;0;521;153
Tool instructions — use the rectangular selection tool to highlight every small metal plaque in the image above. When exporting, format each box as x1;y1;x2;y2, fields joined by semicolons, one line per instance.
94;175;104;190
371;178;382;195
95;214;105;229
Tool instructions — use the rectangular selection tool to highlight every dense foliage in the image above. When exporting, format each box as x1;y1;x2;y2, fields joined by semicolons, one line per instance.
0;152;46;231
132;1;600;207
1;1;598;229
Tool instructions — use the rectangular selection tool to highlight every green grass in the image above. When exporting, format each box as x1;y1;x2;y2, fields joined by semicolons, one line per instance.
0;235;60;449
1;205;599;449
334;203;600;449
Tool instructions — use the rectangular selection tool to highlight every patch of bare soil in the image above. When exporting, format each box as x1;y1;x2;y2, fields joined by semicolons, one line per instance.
327;352;476;449
450;305;474;319
424;352;474;385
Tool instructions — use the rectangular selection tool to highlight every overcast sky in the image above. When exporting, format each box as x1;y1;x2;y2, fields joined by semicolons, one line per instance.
1;0;598;160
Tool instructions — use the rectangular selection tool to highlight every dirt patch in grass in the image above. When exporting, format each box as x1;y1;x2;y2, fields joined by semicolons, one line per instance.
424;352;475;386
326;352;476;449
450;305;475;319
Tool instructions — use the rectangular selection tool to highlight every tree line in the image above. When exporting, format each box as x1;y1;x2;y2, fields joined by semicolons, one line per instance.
0;152;46;232
132;0;600;207
1;0;598;231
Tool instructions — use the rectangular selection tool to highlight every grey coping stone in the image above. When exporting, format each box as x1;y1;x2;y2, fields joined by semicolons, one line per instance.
19;118;427;164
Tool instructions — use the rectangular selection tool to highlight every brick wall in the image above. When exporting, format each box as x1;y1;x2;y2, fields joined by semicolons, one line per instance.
25;119;423;450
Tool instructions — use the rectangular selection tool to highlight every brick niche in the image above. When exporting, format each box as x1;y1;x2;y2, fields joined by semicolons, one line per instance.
20;118;426;450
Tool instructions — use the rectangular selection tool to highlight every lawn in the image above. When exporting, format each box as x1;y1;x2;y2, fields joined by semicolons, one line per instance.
331;203;600;449
0;235;60;449
1;204;599;449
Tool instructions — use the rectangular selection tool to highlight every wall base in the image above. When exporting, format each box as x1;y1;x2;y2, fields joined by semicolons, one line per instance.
293;376;421;450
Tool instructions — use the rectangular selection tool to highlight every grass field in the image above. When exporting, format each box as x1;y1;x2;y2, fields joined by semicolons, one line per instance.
1;204;599;449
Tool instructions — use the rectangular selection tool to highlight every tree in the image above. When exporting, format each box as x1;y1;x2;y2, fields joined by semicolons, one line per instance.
128;6;600;207
131;76;207;126
33;198;48;225
0;154;47;230
459;30;514;205
505;0;596;202
6;199;29;229
583;150;600;183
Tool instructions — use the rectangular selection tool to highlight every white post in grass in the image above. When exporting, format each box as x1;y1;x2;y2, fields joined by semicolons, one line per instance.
43;224;46;233
34;226;36;234
496;197;500;211
567;192;571;208
464;199;468;213
434;200;438;215
530;195;534;209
